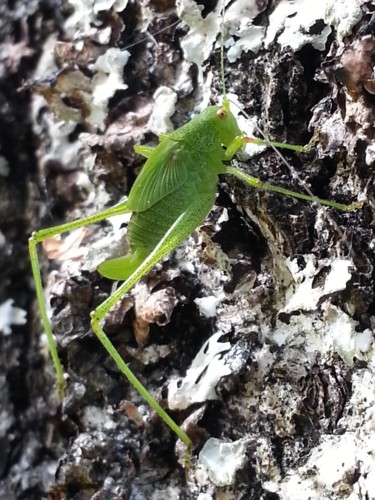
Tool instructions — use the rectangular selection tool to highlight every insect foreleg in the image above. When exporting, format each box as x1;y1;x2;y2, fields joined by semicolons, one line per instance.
241;136;307;152
29;201;130;397
90;193;215;449
224;136;306;161
134;145;156;158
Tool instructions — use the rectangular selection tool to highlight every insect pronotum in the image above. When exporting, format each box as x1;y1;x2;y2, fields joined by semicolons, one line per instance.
29;2;361;455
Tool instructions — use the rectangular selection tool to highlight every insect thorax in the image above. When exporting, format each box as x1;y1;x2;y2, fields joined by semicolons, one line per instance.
170;105;237;156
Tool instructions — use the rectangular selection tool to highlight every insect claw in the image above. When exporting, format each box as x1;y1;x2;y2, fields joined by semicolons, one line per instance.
57;379;66;400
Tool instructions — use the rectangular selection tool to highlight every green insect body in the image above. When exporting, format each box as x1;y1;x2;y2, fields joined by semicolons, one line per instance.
29;99;360;455
98;104;241;281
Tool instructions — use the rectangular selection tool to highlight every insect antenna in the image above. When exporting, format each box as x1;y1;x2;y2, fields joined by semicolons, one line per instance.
220;0;229;110
121;19;180;52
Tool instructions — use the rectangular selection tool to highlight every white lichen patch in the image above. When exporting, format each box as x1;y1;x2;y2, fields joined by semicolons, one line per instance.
225;24;265;63
272;432;375;499
35;108;86;172
282;255;352;313
177;0;362;108
82;405;115;430
325;0;363;42
198;437;248;487
168;331;232;410
265;0;331;51
267;313;323;353
89;48;129;129
31;39;93;170
194;291;226;318
65;0;128;42
265;0;362;51
224;0;266;62
94;0;127;12
323;303;373;366
33;28;129;131
246;322;375;498
274;255;373;366
106;210;131;233
0;299;27;335
177;0;266;81
147;86;178;135
177;0;220;80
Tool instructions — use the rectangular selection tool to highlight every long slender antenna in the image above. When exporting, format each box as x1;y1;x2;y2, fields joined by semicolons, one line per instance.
220;0;229;109
123;19;180;51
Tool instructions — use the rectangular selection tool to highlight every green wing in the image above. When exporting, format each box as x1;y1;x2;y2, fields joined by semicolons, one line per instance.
128;139;189;212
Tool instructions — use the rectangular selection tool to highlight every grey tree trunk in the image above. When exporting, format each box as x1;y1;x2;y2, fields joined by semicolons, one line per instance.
1;0;374;498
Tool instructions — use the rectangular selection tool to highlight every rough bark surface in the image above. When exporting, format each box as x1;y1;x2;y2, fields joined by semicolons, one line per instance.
1;0;374;499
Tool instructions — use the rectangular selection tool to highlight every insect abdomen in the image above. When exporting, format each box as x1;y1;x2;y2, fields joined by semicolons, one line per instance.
129;183;200;252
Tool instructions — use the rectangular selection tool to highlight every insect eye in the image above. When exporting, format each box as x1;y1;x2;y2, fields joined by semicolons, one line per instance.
216;108;227;120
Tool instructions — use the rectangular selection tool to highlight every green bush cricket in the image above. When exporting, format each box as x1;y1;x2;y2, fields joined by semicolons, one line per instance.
28;5;361;456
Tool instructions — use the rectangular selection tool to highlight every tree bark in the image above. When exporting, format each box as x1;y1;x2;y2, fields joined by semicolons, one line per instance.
1;0;374;498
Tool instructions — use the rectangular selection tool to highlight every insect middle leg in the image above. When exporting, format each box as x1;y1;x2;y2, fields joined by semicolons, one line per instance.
225;166;361;212
224;137;361;212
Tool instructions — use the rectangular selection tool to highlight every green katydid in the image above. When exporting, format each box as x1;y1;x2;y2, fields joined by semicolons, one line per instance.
28;9;361;454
